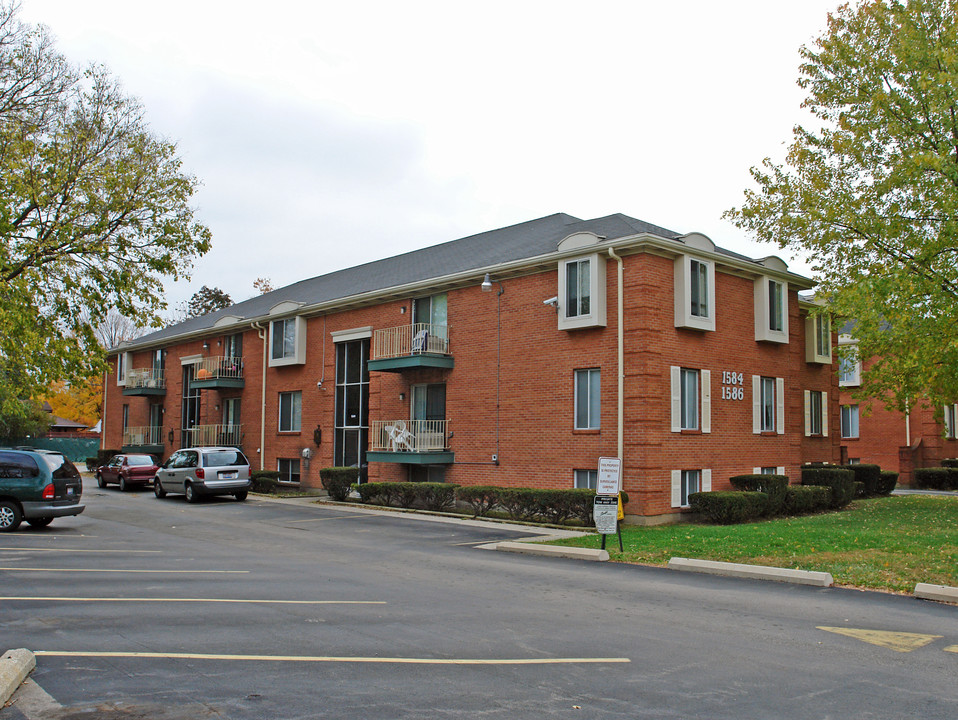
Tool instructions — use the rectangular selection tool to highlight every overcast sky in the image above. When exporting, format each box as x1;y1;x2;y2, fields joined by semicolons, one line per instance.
20;0;842;311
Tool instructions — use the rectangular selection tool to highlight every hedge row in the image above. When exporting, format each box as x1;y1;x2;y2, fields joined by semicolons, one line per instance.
349;482;612;526
913;467;958;491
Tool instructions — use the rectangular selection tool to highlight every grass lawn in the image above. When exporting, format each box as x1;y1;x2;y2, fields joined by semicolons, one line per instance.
552;494;958;593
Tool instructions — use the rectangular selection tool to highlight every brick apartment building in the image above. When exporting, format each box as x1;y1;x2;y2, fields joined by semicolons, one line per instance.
103;213;840;523
838;333;958;483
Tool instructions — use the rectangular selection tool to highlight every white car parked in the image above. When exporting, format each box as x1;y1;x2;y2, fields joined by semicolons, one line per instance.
153;447;251;503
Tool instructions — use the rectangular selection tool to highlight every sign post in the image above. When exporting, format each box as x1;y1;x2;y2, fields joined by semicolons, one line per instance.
594;457;623;552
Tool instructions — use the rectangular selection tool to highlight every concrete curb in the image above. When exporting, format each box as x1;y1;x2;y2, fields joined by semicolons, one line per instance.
668;557;833;587
1;648;35;705
496;542;609;562
914;583;958;604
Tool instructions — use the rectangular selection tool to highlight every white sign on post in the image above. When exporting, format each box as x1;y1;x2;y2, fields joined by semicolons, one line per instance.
596;457;621;496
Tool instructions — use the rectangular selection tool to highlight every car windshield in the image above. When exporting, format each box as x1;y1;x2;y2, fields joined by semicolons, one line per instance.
126;455;154;466
203;451;248;467
40;453;81;479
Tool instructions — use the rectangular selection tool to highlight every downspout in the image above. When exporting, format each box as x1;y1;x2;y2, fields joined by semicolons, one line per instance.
101;368;108;452
608;247;624;462
252;321;268;471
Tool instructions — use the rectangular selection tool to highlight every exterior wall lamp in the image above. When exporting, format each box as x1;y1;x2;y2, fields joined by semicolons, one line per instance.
481;273;493;292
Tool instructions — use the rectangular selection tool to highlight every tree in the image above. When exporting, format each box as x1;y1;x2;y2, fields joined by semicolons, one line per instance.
726;0;958;412
0;3;210;410
87;307;144;349
39;376;100;427
185;285;232;318
253;277;273;294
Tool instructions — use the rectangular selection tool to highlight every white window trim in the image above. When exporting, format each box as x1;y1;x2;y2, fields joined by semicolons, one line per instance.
841;404;860;439
944;404;957;439
753;466;786;475
558;253;607;331
574;368;601;430
116;352;130;386
838;343;861;387
804;390;829;437
752;375;785;435
754;277;789;343
670;366;710;433
674;255;716;331
805;314;831;364
269;316;307;367
671;468;712;508
278;390;302;432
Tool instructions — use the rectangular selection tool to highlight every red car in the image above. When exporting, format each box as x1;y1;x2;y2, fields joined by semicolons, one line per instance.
96;454;159;491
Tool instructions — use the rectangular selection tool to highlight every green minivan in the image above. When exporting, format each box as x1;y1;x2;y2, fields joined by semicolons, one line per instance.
0;448;85;531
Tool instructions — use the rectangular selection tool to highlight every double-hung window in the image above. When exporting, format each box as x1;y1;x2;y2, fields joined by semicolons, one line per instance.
841;404;859;439
574;469;598;489
752;376;785;434
566;259;591;319
671;468;712;508
558;253;606;330
755;277;788;342
806;313;831;363
671;366;711;433
574;369;601;430
944;404;958;439
278;391;302;432
278;458;301;483
674;255;716;331
804;390;827;436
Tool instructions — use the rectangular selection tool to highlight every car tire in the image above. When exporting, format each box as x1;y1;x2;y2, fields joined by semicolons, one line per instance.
234;490;248;501
0;500;23;532
97;473;106;488
185;483;198;503
153;478;166;498
119;476;129;492
26;517;53;528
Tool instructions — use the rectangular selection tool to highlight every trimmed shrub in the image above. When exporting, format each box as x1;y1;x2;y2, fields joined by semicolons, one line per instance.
497;488;542;522
913;467;958;491
96;448;121;466
729;474;788;516
353;482;394;505
688;491;768;524
941;458;958;469
456;486;501;517
801;466;855;508
876;471;898;496
85;457;98;472
784;485;831;515
841;464;882;496
416;483;459;511
320;467;359;501
251;470;281;493
853;481;866;498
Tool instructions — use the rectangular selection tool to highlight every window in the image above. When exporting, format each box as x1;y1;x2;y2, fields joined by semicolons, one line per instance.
566;259;591;318
116;352;129;385
752;376;784;435
122;404;129;432
412;293;448;353
804;390;827;436
674;256;715;331
574;369;601;430
574;469;598;489
225;333;243;362
805;313;831;363
841;405;859;439
334;338;369;469
269;316;306;366
944;404;958;439
278;458;301;483
558;253;607;330
671;468;712;508
278;391;302;432
671;366;711;433
755;277;788;343
839;354;861;386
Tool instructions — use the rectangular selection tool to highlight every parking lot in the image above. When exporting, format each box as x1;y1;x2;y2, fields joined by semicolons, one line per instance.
1;480;956;719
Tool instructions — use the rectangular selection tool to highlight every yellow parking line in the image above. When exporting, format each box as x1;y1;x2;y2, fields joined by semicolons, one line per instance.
34;650;630;666
945;645;958;654
0;567;248;574
0;548;160;554
0;597;384;605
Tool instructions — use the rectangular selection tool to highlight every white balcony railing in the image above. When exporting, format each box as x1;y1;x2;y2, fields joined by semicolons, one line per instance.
186;424;243;447
123;425;163;446
372;323;449;361
195;356;244;381
126;368;165;389
370;419;450;452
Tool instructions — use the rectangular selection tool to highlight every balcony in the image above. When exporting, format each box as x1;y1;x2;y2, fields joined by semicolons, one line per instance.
185;424;243;448
367;419;453;464
122;425;164;454
122;368;166;396
191;356;245;389
368;323;453;372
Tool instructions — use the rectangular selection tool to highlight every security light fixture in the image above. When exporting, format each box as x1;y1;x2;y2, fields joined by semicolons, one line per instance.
481;273;493;292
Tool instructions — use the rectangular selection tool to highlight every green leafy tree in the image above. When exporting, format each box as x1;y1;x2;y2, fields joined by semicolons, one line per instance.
726;0;958;412
186;285;232;318
0;3;211;419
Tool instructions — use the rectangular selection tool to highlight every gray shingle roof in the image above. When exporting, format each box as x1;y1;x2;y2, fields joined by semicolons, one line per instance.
123;212;768;350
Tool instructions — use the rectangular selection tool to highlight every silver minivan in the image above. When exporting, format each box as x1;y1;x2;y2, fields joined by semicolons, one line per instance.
153;447;251;503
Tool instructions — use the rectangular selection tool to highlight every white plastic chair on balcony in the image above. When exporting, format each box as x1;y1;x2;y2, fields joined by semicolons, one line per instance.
385;421;415;451
411;329;428;354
